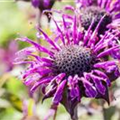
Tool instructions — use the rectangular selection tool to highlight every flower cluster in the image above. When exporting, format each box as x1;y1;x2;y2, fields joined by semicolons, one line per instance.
14;9;120;119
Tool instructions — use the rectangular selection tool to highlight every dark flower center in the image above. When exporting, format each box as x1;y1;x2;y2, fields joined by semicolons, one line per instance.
53;45;95;77
80;6;112;34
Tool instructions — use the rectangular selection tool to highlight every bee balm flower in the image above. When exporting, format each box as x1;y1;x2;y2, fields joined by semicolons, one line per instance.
14;15;120;119
75;0;120;33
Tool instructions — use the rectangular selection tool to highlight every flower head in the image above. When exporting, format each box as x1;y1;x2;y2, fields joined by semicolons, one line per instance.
14;15;120;119
75;0;120;33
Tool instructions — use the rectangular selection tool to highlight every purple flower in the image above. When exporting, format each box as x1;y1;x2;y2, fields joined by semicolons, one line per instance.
17;0;60;12
14;15;120;119
16;0;61;23
0;41;18;73
75;0;120;33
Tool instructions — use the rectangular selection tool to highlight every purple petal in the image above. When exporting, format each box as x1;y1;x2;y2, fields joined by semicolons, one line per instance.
68;76;80;100
17;37;54;56
64;5;75;11
31;76;53;92
48;73;66;86
23;66;52;79
81;77;97;97
94;29;111;49
70;86;80;101
93;70;111;86
42;87;57;102
24;73;41;86
62;15;70;44
89;74;106;95
115;13;120;19
97;45;120;58
36;26;60;51
83;18;95;46
95;82;110;104
14;47;36;64
100;0;108;9
73;16;77;44
52;80;66;105
68;76;73;87
110;0;120;12
94;61;116;68
88;15;107;48
52;17;65;45
55;73;66;84
105;0;111;10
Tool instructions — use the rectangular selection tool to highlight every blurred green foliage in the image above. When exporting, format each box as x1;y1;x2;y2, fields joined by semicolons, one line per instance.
0;2;36;48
